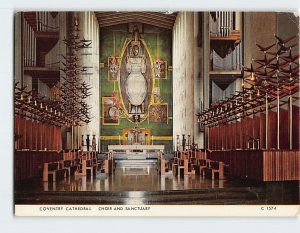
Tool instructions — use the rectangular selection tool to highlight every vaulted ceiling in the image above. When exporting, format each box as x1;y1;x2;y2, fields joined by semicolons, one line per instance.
95;12;177;29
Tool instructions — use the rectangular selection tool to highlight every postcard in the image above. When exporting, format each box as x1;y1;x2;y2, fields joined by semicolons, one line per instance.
13;11;299;217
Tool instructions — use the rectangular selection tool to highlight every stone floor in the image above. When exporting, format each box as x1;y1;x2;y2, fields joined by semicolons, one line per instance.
14;167;299;205
16;167;247;192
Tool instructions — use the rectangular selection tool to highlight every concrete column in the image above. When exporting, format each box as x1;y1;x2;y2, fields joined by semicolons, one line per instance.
172;20;177;149
186;12;194;138
243;13;252;70
202;12;210;149
172;12;199;149
173;13;180;146
77;12;100;151
193;12;202;146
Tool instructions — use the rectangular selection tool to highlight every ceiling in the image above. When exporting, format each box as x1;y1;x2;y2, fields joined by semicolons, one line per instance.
95;12;177;29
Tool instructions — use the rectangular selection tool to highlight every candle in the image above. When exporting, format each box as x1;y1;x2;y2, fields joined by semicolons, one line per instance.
151;135;154;145
119;135;121;145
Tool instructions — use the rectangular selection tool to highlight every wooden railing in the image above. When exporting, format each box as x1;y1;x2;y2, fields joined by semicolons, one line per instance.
14;116;62;151
209;106;299;151
207;150;299;181
15;150;63;181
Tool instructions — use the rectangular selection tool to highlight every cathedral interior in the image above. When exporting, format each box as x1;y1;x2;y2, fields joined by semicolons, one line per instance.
14;12;299;206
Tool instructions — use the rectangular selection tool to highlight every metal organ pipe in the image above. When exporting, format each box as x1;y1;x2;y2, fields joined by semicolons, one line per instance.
224;11;226;36
40;12;42;31
33;31;36;66
42;12;44;31
39;12;42;31
23;20;26;66
217;11;220;36
29;26;31;66
31;27;33;66
228;12;230;35
24;22;27;66
225;12;228;36
229;12;232;33
38;12;41;31
223;12;226;37
222;11;225;36
227;12;230;36
44;12;47;31
44;12;46;31
46;11;49;30
217;11;234;37
225;12;227;36
27;22;29;66
220;11;223;36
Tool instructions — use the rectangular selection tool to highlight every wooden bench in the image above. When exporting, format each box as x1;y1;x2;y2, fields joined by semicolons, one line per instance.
43;162;67;182
103;152;114;175
177;158;195;177
75;159;87;176
60;160;78;177
86;159;97;177
198;159;207;176
204;161;224;180
171;150;196;177
157;152;172;175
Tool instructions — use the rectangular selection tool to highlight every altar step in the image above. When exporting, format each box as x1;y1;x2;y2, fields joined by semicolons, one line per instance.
115;159;157;168
112;153;174;160
15;187;274;205
113;153;157;160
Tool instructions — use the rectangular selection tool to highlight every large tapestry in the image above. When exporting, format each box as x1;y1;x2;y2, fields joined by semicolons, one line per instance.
100;23;173;150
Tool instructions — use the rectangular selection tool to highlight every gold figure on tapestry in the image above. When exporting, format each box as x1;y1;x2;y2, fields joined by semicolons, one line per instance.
148;103;168;123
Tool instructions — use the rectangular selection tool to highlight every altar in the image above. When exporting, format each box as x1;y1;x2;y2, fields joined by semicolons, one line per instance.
108;144;164;155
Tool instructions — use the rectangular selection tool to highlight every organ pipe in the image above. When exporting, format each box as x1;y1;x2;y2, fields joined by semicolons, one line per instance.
33;32;36;66
217;11;221;36
27;23;30;66
22;20;24;66
30;27;33;66
46;11;49;30
226;11;228;36
225;12;228;36
42;12;45;31
213;11;235;37
37;12;39;31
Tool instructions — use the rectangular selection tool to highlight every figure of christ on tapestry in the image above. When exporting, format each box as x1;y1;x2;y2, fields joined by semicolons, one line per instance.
119;31;152;123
